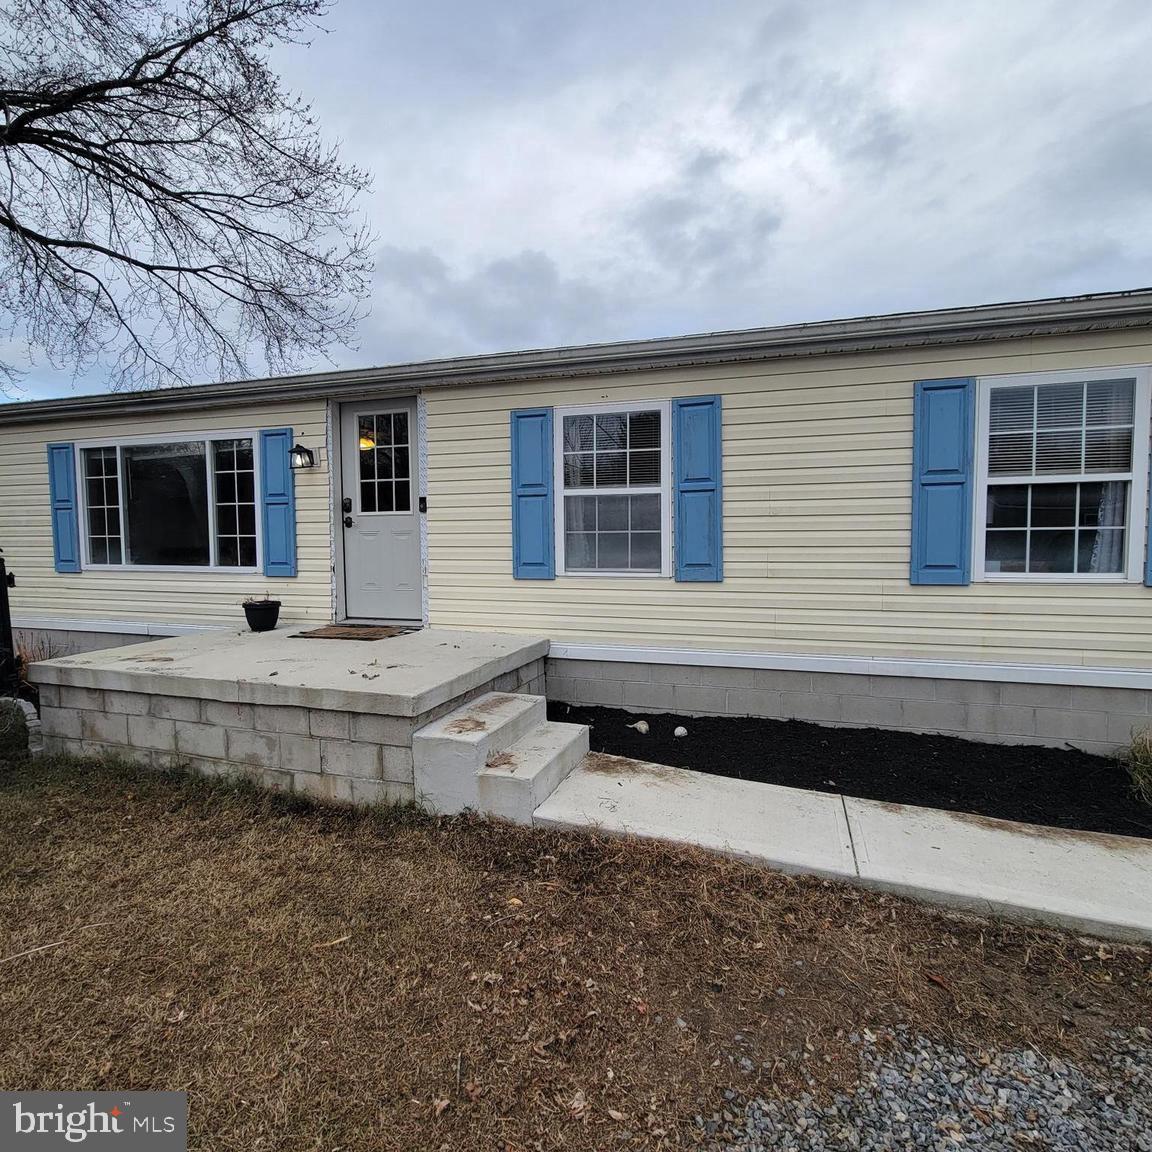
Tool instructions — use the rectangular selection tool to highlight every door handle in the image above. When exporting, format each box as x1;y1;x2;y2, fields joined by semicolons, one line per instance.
343;516;354;528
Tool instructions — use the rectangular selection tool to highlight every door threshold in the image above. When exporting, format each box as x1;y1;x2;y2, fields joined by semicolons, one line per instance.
338;617;423;628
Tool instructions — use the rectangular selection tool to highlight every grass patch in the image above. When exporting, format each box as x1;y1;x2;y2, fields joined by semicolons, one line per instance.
1;755;1150;1150
0;700;28;765
1121;728;1152;806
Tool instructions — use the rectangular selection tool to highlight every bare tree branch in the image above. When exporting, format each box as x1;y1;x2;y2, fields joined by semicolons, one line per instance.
0;0;373;390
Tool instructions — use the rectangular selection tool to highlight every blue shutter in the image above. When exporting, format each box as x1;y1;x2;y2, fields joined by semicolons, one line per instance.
911;378;975;585
47;442;81;573
1145;450;1152;587
673;395;723;582
511;408;555;579
260;428;297;577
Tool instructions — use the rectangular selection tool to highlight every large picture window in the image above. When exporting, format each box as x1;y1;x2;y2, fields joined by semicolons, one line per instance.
554;401;671;576
78;434;261;570
975;370;1150;580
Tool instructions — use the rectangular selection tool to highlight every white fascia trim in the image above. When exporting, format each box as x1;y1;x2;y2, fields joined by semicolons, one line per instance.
12;615;231;637
548;643;1152;690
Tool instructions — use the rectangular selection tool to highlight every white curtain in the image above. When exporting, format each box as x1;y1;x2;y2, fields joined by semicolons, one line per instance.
1086;482;1126;573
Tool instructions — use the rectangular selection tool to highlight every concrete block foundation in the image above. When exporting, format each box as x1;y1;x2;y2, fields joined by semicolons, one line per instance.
546;657;1152;756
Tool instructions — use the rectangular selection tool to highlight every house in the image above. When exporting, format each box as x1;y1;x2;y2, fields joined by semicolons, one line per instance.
5;288;1152;757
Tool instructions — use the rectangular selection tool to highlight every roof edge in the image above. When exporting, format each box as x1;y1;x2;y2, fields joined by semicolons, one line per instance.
5;287;1152;425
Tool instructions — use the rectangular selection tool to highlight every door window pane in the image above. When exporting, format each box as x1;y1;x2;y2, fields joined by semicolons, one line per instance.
358;411;412;513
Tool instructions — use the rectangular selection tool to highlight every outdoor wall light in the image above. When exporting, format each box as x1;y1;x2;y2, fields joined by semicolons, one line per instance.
289;443;317;469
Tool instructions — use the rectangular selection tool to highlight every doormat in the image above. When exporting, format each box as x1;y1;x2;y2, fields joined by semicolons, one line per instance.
294;624;418;641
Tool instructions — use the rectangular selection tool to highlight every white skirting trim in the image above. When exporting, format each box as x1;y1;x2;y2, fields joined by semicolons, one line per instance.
12;616;230;638
14;621;1152;690
548;643;1152;690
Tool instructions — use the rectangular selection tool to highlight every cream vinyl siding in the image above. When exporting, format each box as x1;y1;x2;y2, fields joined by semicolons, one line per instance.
0;399;333;629
426;329;1152;670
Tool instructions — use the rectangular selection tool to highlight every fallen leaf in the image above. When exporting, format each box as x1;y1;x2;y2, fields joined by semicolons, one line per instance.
607;1108;627;1122
433;1098;450;1117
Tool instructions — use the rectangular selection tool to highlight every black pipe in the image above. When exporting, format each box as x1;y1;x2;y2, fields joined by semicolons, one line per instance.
0;553;16;697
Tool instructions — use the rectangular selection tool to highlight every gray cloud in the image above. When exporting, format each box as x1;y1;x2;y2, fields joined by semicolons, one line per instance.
16;0;1152;397
626;150;783;289
368;245;615;361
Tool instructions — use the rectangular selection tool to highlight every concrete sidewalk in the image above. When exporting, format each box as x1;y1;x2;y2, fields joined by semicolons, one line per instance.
534;753;1152;944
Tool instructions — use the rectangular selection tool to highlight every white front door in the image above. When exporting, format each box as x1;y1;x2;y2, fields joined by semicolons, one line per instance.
339;398;421;621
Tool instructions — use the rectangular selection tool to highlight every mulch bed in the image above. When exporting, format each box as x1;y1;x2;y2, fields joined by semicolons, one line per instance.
1;757;1149;1152
548;703;1152;840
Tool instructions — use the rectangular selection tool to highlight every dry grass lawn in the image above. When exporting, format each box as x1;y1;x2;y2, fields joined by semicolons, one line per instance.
1;756;1150;1151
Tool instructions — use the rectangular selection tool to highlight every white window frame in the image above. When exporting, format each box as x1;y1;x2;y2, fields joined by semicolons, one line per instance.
73;429;264;574
351;403;416;518
972;366;1151;583
553;399;673;578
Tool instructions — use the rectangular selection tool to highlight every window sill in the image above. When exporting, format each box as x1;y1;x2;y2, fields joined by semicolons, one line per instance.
78;565;262;575
560;570;671;579
977;574;1138;584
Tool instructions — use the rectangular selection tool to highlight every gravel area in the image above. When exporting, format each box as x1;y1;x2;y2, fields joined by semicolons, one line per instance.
702;1026;1152;1151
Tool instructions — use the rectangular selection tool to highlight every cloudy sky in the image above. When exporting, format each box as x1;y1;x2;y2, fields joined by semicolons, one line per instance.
14;0;1152;398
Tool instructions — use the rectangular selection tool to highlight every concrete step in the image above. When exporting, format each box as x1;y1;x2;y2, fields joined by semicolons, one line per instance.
478;721;590;825
412;692;547;814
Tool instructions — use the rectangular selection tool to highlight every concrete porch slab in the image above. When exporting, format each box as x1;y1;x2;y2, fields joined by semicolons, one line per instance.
534;753;858;880
845;797;1152;943
29;627;549;716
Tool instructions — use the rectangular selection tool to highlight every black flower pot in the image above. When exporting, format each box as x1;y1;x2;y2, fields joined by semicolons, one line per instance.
243;600;281;632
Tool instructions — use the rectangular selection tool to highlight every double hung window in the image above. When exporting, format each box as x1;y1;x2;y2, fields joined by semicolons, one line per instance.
975;371;1149;580
555;401;672;576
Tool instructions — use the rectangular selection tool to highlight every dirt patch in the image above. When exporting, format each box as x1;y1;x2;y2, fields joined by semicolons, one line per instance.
485;750;517;769
551;703;1152;841
445;717;487;734
472;694;518;714
583;752;681;781
945;807;1152;851
1;757;1149;1152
